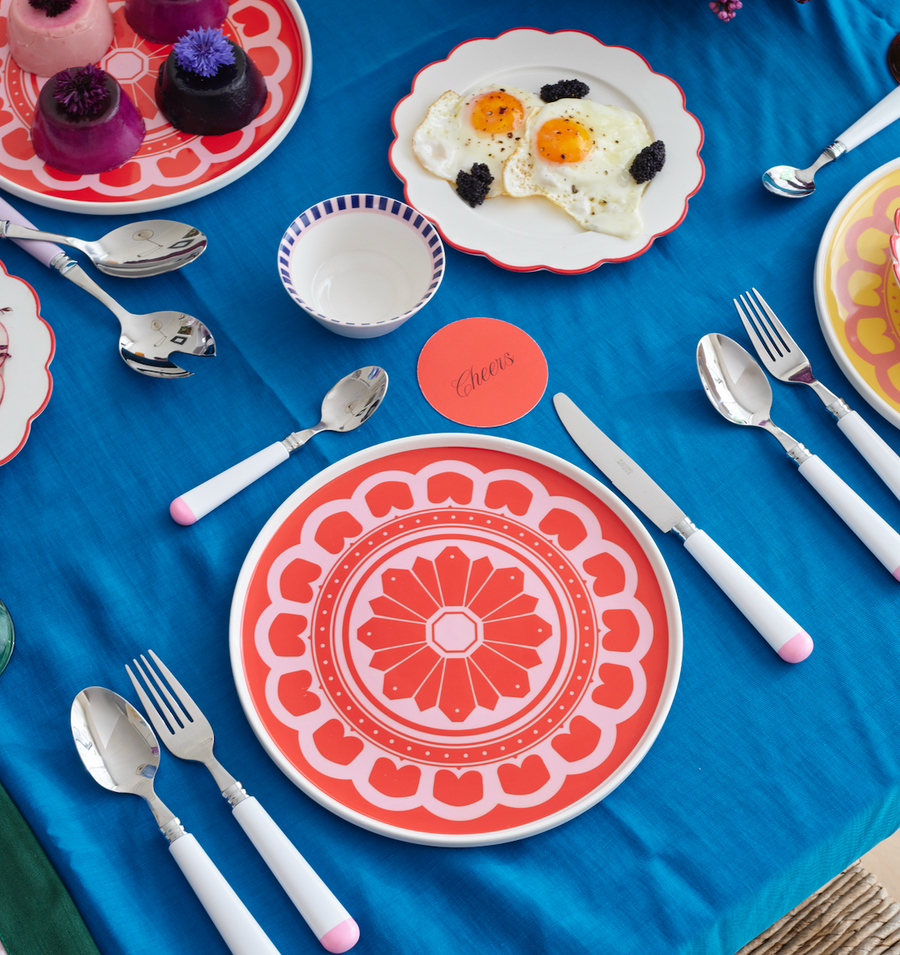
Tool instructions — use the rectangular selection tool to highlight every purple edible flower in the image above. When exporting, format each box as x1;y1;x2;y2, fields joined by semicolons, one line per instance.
53;64;109;116
27;0;75;18
173;27;235;78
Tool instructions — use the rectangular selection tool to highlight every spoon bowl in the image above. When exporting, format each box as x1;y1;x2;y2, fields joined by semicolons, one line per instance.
697;332;777;427
762;163;821;198
0;218;207;277
171;365;389;523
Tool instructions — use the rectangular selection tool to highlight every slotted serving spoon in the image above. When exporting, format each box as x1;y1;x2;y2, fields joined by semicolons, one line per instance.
0;198;215;378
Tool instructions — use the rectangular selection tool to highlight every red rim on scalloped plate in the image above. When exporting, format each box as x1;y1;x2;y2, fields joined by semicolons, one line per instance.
0;0;311;214
0;261;53;465
389;28;704;274
230;435;681;846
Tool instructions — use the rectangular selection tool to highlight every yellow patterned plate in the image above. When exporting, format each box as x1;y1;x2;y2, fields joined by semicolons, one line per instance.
814;158;900;429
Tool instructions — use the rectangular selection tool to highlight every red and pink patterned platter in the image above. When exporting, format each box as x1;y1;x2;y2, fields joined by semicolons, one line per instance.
230;436;681;846
0;0;311;213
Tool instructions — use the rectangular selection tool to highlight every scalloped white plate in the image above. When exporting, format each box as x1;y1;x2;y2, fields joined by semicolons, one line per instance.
230;434;681;846
389;28;704;274
0;262;53;465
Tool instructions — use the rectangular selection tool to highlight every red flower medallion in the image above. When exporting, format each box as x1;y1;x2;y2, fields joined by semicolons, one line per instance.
233;437;681;845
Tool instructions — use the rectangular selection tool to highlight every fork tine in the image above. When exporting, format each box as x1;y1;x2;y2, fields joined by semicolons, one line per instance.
734;295;777;363
748;288;800;355
741;292;785;358
126;661;175;741
137;652;193;731
146;649;202;724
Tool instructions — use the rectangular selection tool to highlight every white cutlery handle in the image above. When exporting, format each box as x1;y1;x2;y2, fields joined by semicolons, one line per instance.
682;529;812;662
837;411;900;503
170;442;290;524
168;833;282;955
232;797;359;953
798;454;900;578
0;195;65;268
836;84;900;152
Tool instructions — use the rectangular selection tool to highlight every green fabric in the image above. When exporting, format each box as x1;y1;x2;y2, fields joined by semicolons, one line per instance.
0;781;100;955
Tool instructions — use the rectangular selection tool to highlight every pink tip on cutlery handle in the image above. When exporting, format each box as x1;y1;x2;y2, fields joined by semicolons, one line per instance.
682;529;811;662
320;919;360;953
777;631;814;663
170;497;197;525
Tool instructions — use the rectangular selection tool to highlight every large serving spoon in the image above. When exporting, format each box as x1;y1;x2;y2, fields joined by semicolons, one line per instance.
170;365;389;524
763;85;900;197
0;215;207;278
71;686;285;955
0;198;215;378
697;333;900;578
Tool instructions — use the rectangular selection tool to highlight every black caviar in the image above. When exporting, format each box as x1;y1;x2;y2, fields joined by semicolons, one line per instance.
630;140;666;183
456;163;493;207
540;79;590;102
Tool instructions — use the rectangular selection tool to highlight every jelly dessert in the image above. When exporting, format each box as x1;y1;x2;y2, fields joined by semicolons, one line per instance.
32;64;146;174
7;0;115;77
124;0;227;46
156;27;267;136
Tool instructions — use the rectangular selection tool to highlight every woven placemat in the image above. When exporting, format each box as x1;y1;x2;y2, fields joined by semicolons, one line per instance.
737;861;900;954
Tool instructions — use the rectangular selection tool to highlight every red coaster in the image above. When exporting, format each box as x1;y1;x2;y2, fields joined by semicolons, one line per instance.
417;318;548;427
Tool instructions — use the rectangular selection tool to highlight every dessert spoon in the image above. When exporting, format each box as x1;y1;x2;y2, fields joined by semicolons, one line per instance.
170;365;388;523
697;333;900;579
763;85;900;197
0;200;215;377
71;686;284;955
0;212;207;278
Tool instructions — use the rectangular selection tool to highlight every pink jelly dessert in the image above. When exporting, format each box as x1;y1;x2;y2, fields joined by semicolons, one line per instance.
32;64;146;174
7;0;114;77
156;27;266;136
125;0;228;45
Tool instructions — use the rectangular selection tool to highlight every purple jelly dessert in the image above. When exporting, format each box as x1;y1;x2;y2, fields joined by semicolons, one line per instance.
124;0;227;45
31;64;146;174
156;27;267;136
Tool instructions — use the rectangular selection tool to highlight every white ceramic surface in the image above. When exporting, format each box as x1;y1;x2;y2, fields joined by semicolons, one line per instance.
278;195;445;338
0;263;53;465
389;28;705;273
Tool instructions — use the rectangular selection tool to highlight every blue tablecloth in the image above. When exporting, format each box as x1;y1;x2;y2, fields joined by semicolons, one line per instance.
3;0;900;953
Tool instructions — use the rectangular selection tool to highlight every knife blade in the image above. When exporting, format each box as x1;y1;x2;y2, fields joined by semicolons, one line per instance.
553;393;813;663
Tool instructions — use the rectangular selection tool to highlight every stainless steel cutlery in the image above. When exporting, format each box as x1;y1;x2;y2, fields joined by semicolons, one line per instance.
72;687;284;955
553;393;813;662
698;333;900;580
0;195;215;378
736;288;900;504
127;650;359;953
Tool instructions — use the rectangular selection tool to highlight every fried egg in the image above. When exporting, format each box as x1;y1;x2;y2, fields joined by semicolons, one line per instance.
412;86;544;198
502;98;653;237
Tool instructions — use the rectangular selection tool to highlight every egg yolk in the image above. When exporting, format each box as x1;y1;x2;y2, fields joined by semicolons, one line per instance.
535;117;593;164
469;90;525;136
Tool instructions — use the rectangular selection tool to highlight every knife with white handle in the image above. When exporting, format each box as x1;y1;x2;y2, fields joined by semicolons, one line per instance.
553;393;813;663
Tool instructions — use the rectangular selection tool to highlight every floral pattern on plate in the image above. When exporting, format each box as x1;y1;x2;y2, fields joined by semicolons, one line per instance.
0;0;310;213
232;437;681;845
815;158;900;429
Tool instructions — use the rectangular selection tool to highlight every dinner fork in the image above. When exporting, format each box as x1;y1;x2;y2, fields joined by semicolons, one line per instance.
736;289;900;504
127;650;359;954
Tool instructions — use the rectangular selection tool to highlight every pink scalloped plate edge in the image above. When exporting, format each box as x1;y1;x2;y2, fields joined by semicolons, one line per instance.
0;260;53;466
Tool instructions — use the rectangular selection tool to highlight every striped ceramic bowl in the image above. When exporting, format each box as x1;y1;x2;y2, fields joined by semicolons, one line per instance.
278;194;445;338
